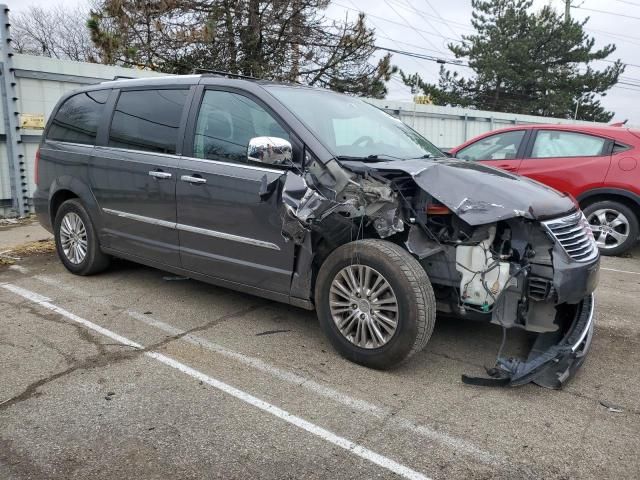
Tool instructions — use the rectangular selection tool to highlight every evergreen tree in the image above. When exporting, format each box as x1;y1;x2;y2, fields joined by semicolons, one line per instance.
402;0;624;121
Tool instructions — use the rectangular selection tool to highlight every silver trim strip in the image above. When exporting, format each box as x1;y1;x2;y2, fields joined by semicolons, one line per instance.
102;208;280;251
103;208;176;229
176;223;280;250
93;145;284;174
46;140;95;149
94;145;180;161
572;293;595;352
180;155;285;174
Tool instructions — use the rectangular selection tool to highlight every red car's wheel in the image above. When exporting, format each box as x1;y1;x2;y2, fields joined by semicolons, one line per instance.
583;200;639;256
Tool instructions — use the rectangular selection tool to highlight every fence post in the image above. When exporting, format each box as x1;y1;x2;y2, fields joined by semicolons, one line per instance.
463;113;468;142
0;4;27;217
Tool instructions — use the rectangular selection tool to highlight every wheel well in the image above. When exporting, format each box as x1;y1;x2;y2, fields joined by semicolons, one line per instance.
579;193;640;220
50;190;78;222
309;231;383;302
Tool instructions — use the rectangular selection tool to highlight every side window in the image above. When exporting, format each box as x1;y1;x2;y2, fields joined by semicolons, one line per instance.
47;90;110;144
456;130;525;161
531;131;606;158
193;90;289;163
108;89;189;154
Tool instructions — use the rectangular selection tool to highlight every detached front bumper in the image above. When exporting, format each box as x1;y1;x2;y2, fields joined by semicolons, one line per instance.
509;294;595;389
463;294;595;389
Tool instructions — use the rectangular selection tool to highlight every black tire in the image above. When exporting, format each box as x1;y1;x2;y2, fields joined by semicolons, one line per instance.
315;239;436;369
582;200;639;256
54;199;110;275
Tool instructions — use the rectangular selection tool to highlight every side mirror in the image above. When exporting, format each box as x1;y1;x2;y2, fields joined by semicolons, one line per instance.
247;136;293;167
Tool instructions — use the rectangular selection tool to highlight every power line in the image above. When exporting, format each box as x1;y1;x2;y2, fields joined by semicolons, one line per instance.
374;33;454;55
599;59;640;70
391;0;455;43
381;0;446;53
612;85;640;93
342;0;435;77
421;0;467;38
573;6;640;22
609;0;640;7
374;45;464;65
332;1;460;42
385;0;474;36
586;28;640;47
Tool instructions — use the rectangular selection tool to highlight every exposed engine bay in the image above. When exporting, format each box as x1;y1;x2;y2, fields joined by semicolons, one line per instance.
267;155;599;389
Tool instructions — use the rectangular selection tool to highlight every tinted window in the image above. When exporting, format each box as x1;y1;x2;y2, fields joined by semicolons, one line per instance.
531;131;606;158
109;89;188;154
194;90;289;163
48;90;110;144
613;142;630;154
457;130;525;161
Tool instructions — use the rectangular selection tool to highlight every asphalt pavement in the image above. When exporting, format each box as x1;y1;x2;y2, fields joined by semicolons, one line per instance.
1;238;639;479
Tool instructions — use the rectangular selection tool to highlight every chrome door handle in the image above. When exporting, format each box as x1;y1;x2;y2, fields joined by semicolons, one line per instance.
149;170;172;179
180;175;207;184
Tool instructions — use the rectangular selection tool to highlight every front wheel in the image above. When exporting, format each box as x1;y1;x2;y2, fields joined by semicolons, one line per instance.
315;239;436;369
583;200;639;256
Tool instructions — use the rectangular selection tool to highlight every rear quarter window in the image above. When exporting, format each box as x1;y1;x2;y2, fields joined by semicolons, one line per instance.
47;90;110;144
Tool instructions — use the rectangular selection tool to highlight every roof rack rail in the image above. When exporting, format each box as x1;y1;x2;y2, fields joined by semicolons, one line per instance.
192;68;259;80
113;75;135;80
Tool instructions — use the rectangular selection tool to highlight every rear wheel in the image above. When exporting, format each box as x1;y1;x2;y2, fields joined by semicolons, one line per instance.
54;199;110;275
315;239;436;369
583;200;639;256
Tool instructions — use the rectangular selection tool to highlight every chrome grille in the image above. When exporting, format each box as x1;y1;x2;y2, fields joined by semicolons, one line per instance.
543;212;598;262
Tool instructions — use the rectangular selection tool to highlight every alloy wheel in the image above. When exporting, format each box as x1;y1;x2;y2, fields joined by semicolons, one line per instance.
59;212;88;264
329;265;399;349
587;208;630;250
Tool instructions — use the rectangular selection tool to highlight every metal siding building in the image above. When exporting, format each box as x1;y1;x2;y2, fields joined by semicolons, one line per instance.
363;100;599;151
1;53;602;217
0;52;167;217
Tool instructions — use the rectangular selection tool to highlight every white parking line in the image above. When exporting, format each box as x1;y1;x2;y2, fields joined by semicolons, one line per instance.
8;265;29;274
32;273;500;465
128;311;500;464
601;267;640;276
2;283;430;480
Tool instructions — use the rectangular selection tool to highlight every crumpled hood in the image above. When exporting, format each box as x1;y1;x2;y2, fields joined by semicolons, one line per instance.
366;158;576;225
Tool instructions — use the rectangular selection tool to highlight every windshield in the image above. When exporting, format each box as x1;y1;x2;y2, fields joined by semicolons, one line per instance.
265;86;443;160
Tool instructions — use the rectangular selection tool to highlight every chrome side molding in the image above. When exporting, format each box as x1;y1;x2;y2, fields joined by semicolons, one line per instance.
102;208;176;229
102;208;280;251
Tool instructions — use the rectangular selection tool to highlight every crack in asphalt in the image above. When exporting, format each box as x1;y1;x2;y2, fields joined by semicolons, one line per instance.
0;298;265;412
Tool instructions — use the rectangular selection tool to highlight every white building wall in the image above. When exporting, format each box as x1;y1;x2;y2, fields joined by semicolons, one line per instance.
0;54;167;215
364;99;601;150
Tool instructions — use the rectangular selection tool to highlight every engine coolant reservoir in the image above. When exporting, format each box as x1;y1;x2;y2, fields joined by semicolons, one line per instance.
455;226;510;307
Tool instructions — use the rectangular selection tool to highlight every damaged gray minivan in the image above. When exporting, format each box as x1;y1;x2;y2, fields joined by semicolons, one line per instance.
34;74;599;388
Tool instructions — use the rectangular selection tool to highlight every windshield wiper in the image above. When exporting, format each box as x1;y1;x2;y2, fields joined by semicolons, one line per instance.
335;154;401;162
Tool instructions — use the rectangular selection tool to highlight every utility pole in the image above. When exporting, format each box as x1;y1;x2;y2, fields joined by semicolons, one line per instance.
565;0;571;24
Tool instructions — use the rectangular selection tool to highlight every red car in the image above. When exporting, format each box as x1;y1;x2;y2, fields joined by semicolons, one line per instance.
451;124;640;255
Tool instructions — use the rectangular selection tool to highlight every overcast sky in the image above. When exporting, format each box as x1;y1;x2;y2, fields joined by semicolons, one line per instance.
5;0;640;122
